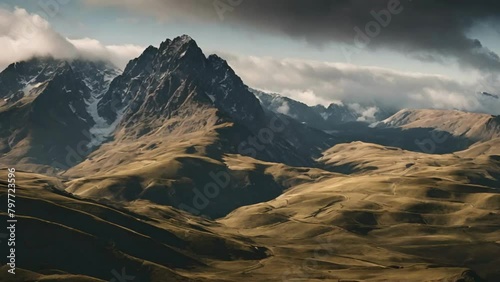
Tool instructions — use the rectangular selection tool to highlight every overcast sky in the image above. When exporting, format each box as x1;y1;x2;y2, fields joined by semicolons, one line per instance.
1;0;500;114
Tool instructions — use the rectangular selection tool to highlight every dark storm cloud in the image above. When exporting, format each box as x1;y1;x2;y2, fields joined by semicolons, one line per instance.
87;0;500;72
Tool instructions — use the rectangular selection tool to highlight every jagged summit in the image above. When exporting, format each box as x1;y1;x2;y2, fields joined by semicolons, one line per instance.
97;35;266;132
144;45;159;53
178;34;194;41
168;34;195;46
120;35;206;84
158;34;193;48
157;34;203;61
207;54;227;66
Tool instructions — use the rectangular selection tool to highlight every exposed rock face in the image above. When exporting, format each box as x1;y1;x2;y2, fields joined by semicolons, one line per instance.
98;35;266;133
0;57;120;171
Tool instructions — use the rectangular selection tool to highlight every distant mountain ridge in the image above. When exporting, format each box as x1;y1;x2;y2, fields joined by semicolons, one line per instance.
377;108;500;142
252;89;395;130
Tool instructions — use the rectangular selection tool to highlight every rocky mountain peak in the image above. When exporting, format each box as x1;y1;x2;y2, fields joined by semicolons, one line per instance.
158;34;204;63
207;54;227;68
122;46;158;77
98;35;269;134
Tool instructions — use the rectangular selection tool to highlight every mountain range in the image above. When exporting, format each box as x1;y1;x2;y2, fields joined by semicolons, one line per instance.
0;35;499;281
252;88;396;129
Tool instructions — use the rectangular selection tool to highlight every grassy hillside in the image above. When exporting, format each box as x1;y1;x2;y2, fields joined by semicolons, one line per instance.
0;169;269;282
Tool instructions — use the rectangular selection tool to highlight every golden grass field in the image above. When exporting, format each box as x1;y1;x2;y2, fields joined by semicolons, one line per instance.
1;136;499;281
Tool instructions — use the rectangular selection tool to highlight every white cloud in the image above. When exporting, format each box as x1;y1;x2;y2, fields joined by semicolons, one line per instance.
280;89;332;107
67;38;144;69
348;104;379;122
220;52;500;115
276;101;290;115
0;7;77;69
0;7;144;71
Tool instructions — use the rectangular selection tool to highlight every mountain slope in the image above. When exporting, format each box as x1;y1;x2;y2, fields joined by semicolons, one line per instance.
0;169;269;282
2;138;498;281
377;109;500;142
0;58;120;172
217;141;500;281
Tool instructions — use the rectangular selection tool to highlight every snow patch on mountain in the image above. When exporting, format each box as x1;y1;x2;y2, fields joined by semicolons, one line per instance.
69;102;76;114
23;82;43;96
83;69;121;148
87;96;125;148
320;112;331;121
206;92;216;102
